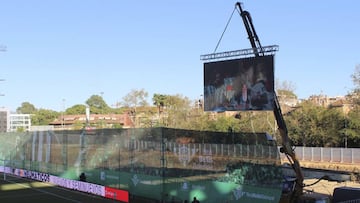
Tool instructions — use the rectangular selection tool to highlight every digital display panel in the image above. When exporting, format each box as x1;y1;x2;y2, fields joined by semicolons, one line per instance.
204;56;274;111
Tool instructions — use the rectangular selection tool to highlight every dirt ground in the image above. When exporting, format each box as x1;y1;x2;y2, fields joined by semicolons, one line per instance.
303;178;360;197
285;160;360;197
299;161;360;175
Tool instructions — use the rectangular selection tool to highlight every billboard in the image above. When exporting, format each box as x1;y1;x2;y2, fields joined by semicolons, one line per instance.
204;56;274;111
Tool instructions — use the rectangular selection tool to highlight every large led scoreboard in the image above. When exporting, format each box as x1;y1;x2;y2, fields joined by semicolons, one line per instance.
204;55;274;112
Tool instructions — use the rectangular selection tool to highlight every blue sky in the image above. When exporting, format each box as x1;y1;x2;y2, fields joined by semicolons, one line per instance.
0;0;359;112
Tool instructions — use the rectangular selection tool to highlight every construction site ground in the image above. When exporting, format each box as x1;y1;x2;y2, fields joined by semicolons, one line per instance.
283;160;360;197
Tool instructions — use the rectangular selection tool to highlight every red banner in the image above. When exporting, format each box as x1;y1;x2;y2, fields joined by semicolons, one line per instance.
105;187;129;203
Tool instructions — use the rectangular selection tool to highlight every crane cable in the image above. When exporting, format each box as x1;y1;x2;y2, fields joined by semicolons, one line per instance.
213;6;237;53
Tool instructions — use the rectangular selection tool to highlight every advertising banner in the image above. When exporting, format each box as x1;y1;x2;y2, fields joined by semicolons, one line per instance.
49;175;105;196
105;187;129;202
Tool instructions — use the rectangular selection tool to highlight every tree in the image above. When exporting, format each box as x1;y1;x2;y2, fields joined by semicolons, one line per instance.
16;126;26;132
162;94;192;128
120;89;149;127
345;107;360;147
286;101;320;146
349;64;360;106
275;79;297;99
182;112;210;130
340;64;360;147
316;108;344;147
351;64;360;88
65;104;87;115
31;109;59;125
16;102;37;114
86;94;110;114
286;101;344;147
122;88;149;110
205;114;239;132
15;102;60;126
153;94;167;115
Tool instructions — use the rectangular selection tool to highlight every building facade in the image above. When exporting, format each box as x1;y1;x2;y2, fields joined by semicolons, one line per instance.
49;113;134;130
0;107;10;132
9;114;31;132
0;108;31;132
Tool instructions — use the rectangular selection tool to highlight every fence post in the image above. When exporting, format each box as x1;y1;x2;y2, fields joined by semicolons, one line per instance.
330;148;333;163
268;146;271;160
340;148;344;163
247;145;250;158
320;147;323;162
239;144;242;158
311;147;314;162
254;145;257;158
233;144;236;157
302;147;305;161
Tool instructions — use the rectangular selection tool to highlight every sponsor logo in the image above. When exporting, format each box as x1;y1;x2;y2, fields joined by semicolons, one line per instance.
131;174;140;186
24;170;50;182
181;182;189;191
49;175;105;196
233;187;275;201
178;146;190;166
100;171;106;181
233;188;245;200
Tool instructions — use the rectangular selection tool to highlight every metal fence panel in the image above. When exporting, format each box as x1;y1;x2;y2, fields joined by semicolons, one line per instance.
280;146;360;164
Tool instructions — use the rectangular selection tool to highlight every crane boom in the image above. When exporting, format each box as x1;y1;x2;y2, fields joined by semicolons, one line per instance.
235;2;304;201
236;2;263;57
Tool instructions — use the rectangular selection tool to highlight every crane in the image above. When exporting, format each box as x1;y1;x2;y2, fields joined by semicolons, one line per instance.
235;2;304;202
